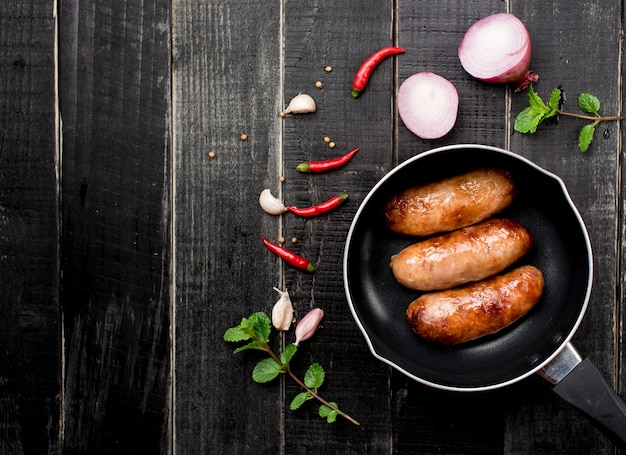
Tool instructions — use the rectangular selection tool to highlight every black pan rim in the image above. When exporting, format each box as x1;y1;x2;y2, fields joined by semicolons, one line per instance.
343;143;594;392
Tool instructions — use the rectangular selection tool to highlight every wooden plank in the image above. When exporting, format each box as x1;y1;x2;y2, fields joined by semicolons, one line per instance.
392;2;508;453
507;1;622;452
397;1;509;158
281;0;396;450
621;0;626;449
0;1;59;453
171;1;283;452
58;1;172;452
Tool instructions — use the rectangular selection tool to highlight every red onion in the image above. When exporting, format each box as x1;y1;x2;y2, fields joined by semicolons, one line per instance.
458;13;538;92
397;72;459;140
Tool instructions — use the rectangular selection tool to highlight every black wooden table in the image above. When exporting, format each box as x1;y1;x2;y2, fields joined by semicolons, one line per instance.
2;0;625;453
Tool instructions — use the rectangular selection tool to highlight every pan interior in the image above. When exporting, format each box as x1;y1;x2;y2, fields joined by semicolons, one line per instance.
344;146;591;389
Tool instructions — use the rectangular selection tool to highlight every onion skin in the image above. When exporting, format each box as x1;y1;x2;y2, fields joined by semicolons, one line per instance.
397;72;459;140
458;13;538;92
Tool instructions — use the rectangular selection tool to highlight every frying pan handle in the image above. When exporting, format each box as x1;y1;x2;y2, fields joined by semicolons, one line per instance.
541;345;626;450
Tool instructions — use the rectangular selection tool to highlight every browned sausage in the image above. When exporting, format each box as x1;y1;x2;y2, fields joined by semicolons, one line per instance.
384;168;515;236
406;265;544;345
390;218;533;291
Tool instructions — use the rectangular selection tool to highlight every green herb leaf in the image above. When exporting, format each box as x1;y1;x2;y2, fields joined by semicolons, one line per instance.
528;85;549;112
249;312;271;343
280;343;297;367
304;363;325;389
225;311;359;425
319;403;338;423
223;326;252;342
514;106;544;134
548;87;562;111
578;92;600;115
579;123;596;152
290;392;309;410
233;340;267;353
252;358;282;383
515;85;562;135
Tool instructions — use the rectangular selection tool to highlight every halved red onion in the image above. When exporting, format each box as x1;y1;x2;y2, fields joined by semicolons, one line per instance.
397;72;459;140
458;13;537;92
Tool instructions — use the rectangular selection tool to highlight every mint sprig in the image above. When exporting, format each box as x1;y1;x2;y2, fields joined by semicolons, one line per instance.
224;312;359;425
514;85;624;152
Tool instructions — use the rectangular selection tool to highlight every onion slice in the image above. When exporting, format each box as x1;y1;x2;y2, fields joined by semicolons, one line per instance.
397;72;459;140
458;13;538;92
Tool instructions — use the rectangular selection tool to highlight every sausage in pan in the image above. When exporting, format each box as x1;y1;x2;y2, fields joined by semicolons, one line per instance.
406;265;544;345
390;218;533;291
384;168;515;236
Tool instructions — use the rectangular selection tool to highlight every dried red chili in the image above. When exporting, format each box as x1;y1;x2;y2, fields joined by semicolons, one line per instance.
262;237;316;272
296;148;360;173
351;46;405;98
287;194;348;217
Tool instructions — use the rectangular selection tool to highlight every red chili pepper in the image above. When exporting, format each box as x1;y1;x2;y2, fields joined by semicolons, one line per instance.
296;148;360;173
262;237;316;272
351;46;405;98
287;193;348;217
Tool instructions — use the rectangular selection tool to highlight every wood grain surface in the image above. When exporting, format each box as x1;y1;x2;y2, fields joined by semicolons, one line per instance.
0;1;59;453
1;0;624;453
58;0;172;453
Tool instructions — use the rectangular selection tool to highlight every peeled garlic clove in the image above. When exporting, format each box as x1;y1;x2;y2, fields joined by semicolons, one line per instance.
294;308;324;345
259;188;287;215
272;287;294;331
284;93;316;114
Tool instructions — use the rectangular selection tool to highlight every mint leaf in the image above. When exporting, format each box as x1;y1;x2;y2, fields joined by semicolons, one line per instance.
319;403;338;423
249;312;271;343
252;358;282;383
578;92;600;115
224;326;252;342
528;85;549;112
514;107;544;134
280;343;297;367
290;392;309;410
515;85;562;135
548;87;562;111
233;340;266;353
225;311;359;425
579;123;596;152
304;363;325;389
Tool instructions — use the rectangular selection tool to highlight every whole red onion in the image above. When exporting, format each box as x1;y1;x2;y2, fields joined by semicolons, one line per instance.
458;13;538;92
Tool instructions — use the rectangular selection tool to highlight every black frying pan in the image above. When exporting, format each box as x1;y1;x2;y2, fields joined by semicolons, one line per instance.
343;144;626;448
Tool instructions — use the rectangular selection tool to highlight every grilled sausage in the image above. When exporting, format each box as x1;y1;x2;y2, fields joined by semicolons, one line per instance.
406;265;544;345
390;218;533;291
385;168;515;236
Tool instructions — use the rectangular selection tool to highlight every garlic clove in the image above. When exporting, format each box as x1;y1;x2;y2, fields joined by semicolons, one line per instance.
272;287;294;331
284;93;317;114
259;188;287;215
294;308;324;345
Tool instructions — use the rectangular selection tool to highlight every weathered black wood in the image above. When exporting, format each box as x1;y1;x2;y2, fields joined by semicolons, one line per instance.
171;1;284;453
0;1;59;453
622;3;626;455
2;0;625;453
58;1;172;452
507;1;621;453
280;0;397;451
